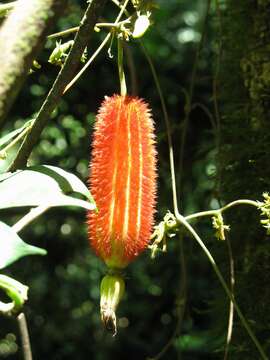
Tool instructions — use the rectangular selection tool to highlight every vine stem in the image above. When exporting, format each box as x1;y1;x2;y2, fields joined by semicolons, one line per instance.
142;29;265;358
185;199;258;221
141;2;265;357
176;212;268;360
140;43;179;215
17;313;32;360
142;41;186;359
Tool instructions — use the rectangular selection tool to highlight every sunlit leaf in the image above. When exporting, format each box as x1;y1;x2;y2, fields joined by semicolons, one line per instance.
0;221;47;269
0;165;96;211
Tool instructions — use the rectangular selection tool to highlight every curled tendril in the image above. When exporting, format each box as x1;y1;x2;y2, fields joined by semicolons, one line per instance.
0;275;28;315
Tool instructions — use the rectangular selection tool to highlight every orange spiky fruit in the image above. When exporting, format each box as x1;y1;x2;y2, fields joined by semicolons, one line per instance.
87;95;157;270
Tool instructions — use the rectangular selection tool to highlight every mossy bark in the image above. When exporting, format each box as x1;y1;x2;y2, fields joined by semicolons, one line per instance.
219;0;270;357
0;0;63;128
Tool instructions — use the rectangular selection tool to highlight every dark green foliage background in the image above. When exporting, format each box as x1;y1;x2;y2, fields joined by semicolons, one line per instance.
0;0;269;359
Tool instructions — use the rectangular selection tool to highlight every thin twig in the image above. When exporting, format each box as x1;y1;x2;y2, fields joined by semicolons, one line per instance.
140;42;179;215
17;313;32;360
143;42;187;359
64;0;130;94
47;26;79;39
63;33;111;94
9;0;108;171
111;0;129;16
47;20;130;40
185;199;258;221
95;19;130;29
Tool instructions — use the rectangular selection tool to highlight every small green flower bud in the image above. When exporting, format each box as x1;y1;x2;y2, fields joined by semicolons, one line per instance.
100;274;125;336
48;40;74;67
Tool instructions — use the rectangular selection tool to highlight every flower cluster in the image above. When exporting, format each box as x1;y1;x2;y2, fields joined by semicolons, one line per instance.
258;192;270;235
212;213;230;241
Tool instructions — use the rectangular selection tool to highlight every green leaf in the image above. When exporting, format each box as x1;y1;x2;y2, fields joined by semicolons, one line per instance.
0;165;96;211
0;221;47;269
0;119;33;148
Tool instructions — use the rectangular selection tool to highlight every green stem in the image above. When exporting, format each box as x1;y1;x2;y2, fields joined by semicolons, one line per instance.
175;212;268;360
118;38;127;96
47;26;79;39
185;199;258;221
96;19;130;29
47;19;131;40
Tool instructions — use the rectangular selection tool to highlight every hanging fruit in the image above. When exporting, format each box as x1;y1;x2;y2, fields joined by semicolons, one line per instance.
87;94;157;333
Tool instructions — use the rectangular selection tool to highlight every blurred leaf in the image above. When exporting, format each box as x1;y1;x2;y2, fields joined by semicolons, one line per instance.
0;120;33;148
0;221;47;269
0;165;96;211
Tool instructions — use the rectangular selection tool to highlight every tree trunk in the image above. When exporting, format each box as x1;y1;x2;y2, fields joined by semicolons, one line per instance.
219;0;270;358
